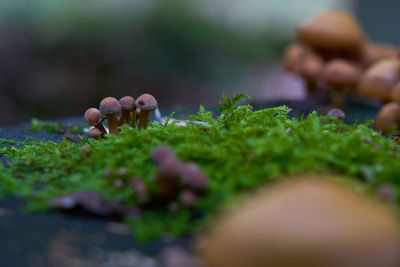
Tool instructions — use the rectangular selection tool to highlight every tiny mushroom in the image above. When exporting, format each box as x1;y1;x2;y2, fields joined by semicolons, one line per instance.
358;58;400;101
327;108;346;120
319;59;361;109
136;94;158;130
375;102;400;134
119;96;136;126
201;177;400;267
84;108;107;136
89;127;103;139
99;97;122;135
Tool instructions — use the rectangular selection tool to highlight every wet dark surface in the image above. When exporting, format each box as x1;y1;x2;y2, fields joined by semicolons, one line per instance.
0;99;381;267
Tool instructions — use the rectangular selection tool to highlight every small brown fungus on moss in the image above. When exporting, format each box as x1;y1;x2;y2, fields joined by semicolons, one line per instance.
99;97;122;135
88;127;103;140
119;96;136;126
136;94;158;130
84;108;106;136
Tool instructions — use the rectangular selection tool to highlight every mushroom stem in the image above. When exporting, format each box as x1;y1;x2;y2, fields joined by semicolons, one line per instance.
135;107;141;127
330;90;348;110
138;110;150;130
107;115;120;134
119;110;131;126
94;123;105;135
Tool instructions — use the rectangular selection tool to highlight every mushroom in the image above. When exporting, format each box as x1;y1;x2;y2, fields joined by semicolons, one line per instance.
298;10;365;59
375;102;400;134
327;108;346;120
89;127;103;139
283;43;306;73
180;162;209;192
362;43;397;68
84;108;107;136
283;43;324;93
201;177;400;267
136;94;158;130
99;97;122;135
390;81;400;103
152;146;176;165
319;59;361;109
358;58;400;101
119;96;136;126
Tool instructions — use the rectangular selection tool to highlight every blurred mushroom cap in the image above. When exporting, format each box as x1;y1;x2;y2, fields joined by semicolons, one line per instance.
283;43;306;73
358;58;400;100
390;82;400;103
201;177;400;267
320;59;360;90
99;97;122;116
298;10;365;53
375;102;400;134
362;43;397;68
136;94;158;112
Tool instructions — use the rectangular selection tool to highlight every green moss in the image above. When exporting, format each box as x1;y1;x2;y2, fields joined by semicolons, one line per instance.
1;95;399;240
30;118;84;134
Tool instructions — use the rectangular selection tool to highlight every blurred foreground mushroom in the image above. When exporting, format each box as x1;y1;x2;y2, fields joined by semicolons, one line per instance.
375;102;400;134
136;93;158;130
99;97;122;135
201;177;400;267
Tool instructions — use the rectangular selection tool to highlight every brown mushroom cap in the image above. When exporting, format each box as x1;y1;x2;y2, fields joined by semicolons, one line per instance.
136;94;158;112
319;59;361;90
390;82;400;103
119;96;136;111
89;127;103;139
201;177;400;267
358;58;400;100
362;43;397;68
375;102;400;133
298;10;365;53
84;108;104;126
99;97;122;116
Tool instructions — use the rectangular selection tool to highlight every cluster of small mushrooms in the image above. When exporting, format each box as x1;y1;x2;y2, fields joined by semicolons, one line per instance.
84;94;158;139
283;10;399;111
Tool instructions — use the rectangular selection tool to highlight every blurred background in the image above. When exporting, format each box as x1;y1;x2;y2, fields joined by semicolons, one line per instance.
0;0;397;125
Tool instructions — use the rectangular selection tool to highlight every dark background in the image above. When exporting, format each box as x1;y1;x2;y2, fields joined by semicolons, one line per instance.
0;0;397;126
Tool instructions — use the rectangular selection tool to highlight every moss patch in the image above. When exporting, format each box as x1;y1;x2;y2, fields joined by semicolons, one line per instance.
0;95;399;240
